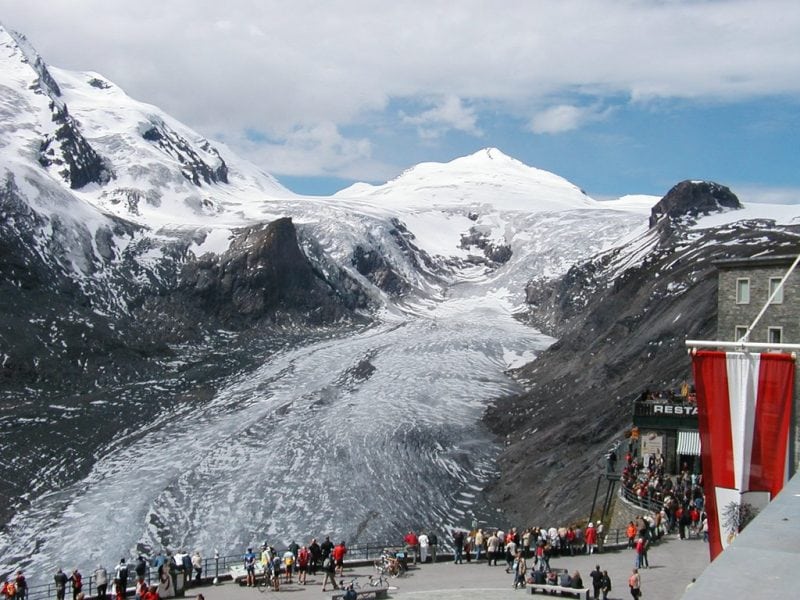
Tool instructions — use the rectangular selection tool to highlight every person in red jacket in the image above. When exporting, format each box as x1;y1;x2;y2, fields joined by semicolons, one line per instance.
142;585;159;600
332;541;347;576
404;531;419;564
297;545;310;585
585;523;598;554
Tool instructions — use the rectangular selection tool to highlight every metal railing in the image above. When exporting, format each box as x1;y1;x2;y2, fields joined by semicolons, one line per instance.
15;526;648;600
14;540;411;600
619;477;665;513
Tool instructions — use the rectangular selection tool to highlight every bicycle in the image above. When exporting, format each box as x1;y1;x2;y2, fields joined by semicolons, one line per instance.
257;568;270;593
367;570;389;588
375;553;406;578
338;576;361;590
258;565;277;593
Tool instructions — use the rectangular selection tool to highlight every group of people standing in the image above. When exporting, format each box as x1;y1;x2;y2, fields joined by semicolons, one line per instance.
13;551;204;600
244;536;347;592
401;530;438;564
450;523;603;568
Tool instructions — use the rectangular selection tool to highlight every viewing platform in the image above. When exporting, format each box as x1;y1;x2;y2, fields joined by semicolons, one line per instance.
190;533;708;600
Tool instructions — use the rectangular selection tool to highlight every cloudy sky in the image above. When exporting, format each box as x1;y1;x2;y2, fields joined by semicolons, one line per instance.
1;0;799;201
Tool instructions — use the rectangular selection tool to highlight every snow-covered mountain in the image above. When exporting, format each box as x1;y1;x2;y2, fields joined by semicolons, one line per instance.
2;23;800;584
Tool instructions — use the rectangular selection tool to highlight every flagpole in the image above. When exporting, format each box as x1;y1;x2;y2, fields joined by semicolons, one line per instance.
686;340;800;353
738;251;800;344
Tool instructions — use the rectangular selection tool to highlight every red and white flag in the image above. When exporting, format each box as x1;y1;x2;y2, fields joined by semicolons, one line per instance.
692;350;795;560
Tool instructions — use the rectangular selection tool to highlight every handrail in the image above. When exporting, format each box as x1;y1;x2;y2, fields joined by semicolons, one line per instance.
13;540;406;600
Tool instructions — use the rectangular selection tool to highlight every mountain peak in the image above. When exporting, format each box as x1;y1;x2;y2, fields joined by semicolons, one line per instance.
649;180;742;228
467;147;512;161
336;148;594;213
0;24;62;98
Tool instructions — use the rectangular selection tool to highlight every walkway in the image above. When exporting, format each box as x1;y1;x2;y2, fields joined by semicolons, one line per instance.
191;533;708;600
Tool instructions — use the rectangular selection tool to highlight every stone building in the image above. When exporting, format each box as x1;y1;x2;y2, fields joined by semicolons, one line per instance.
715;254;798;345
714;253;799;471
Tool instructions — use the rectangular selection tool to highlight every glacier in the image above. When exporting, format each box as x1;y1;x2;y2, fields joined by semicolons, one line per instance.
2;23;798;586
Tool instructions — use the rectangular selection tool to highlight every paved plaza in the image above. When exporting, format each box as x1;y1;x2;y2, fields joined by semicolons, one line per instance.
190;533;708;600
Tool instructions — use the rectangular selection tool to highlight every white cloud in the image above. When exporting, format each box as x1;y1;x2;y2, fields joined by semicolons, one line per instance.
227;121;396;182
529;104;610;134
1;0;798;182
401;96;482;139
731;185;800;205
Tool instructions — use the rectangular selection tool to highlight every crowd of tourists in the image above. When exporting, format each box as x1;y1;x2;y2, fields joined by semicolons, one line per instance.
0;492;702;600
2;551;203;600
443;523;605;568
242;536;351;592
621;446;706;535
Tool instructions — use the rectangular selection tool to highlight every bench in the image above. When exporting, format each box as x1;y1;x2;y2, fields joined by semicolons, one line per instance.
528;583;591;599
331;587;389;600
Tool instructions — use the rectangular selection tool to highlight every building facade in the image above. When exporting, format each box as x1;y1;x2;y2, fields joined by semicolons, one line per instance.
715;254;799;345
715;253;799;473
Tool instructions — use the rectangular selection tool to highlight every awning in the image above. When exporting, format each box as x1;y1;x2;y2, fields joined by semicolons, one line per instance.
677;430;701;456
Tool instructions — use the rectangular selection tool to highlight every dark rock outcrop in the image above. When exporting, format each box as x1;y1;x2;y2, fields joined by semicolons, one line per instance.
460;227;512;265
649;180;741;228
178;217;365;325
39;103;113;189
352;245;409;295
485;182;800;526
7;29;113;190
141;120;228;186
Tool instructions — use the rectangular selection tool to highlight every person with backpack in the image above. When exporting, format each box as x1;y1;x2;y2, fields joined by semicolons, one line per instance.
269;555;282;592
320;553;338;592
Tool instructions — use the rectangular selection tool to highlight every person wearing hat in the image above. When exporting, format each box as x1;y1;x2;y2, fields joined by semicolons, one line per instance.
585;523;598;555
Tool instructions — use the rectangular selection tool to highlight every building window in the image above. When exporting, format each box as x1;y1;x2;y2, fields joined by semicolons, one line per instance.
769;277;784;304
735;326;748;342
768;327;783;345
736;278;750;304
